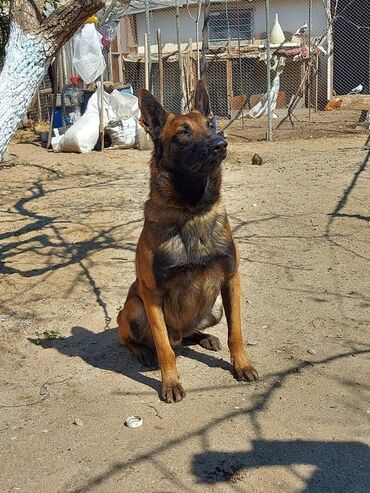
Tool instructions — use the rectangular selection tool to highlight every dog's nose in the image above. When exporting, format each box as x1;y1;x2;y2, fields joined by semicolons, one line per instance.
210;135;228;153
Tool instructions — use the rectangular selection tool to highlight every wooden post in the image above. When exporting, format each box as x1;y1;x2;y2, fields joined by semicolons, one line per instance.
175;0;186;112
36;88;42;122
187;37;195;107
226;41;234;118
325;0;334;101
99;75;104;151
157;29;164;106
47;56;59;149
265;0;273;140
236;0;245;129
117;24;124;83
308;0;312;122
144;32;149;90
200;0;210;80
144;0;152;90
315;53;319;111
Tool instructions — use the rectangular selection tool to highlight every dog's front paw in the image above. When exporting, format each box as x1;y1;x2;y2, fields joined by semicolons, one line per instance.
161;381;186;403
234;365;259;382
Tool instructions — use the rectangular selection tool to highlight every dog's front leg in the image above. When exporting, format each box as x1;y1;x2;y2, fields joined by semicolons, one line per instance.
140;283;186;403
221;272;259;382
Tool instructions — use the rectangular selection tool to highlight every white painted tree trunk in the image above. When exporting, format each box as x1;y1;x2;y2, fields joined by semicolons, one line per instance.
0;22;51;161
0;0;106;162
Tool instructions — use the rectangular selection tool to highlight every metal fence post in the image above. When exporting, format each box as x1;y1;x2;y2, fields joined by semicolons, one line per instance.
265;0;272;141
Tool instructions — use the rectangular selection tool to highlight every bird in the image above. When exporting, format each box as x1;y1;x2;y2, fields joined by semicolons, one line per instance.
348;84;363;95
294;22;307;36
251;153;263;166
317;45;327;55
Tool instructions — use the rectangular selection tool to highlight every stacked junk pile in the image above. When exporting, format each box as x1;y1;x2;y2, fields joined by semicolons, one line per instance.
49;15;149;153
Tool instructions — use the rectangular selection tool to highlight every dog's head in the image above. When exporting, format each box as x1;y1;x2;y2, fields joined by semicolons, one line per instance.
138;80;227;174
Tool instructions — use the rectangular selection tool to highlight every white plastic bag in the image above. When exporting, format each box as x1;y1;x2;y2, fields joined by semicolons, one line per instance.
109;90;140;120
105;91;140;148
73;24;106;84
248;74;280;119
106;117;137;148
52;88;110;153
52;87;140;153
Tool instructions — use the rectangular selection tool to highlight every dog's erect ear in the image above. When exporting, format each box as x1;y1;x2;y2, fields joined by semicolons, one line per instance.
138;89;168;142
193;80;211;117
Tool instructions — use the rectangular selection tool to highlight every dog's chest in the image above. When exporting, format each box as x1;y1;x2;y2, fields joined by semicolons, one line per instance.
153;215;236;288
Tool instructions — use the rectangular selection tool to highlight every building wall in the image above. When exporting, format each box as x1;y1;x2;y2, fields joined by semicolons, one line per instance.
134;0;327;49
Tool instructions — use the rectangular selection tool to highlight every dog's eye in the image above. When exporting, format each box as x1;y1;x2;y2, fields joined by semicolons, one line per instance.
178;128;189;136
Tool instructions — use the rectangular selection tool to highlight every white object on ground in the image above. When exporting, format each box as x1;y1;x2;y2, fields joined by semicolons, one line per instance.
52;88;140;153
105;91;140;148
248;74;281;119
73;23;106;84
125;416;143;428
52;87;111;153
106;117;138;148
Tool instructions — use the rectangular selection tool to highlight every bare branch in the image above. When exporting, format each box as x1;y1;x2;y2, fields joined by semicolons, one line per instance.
36;0;106;54
10;0;45;31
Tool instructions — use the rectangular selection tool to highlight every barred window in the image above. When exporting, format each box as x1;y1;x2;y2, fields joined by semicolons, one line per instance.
209;7;254;43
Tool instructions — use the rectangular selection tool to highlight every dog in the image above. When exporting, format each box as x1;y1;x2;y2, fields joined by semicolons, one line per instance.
117;80;258;403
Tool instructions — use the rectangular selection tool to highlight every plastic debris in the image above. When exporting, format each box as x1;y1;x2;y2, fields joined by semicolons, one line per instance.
307;347;318;355
125;416;143;429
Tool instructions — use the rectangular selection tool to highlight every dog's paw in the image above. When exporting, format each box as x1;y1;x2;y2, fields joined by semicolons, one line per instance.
137;348;158;369
234;365;259;382
161;382;186;403
199;335;222;351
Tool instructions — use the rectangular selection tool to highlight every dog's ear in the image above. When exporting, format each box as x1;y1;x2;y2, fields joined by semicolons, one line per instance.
138;89;168;142
193;80;210;117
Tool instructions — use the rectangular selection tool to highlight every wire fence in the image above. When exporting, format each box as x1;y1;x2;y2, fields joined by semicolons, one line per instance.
1;0;369;144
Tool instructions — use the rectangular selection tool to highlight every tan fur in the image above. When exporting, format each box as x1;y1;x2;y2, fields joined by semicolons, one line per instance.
117;81;258;403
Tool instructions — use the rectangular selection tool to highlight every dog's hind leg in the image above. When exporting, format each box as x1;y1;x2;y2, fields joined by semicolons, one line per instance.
183;330;222;351
183;295;223;351
117;289;158;369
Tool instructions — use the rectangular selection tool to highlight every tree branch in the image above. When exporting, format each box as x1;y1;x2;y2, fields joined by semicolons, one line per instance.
36;0;105;54
10;0;44;32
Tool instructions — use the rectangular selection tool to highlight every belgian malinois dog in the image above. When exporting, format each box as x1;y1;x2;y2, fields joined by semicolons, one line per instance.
117;80;258;403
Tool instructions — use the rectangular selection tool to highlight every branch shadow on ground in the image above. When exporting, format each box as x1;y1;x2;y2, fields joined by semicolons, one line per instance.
0;181;141;327
192;439;370;492
28;326;233;395
327;134;370;226
25;337;370;493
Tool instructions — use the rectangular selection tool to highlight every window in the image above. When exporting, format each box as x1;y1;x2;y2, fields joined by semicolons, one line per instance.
209;7;254;43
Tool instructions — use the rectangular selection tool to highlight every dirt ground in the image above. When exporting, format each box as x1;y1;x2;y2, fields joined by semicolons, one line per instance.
0;129;369;492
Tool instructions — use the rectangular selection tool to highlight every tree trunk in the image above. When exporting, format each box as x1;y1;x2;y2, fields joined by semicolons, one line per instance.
0;0;105;162
0;22;49;160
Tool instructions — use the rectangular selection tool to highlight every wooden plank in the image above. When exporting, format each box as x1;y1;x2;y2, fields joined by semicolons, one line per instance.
99;76;104;151
157;29;164;106
226;42;234;118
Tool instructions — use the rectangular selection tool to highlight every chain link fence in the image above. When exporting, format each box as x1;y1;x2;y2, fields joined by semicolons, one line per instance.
0;0;369;143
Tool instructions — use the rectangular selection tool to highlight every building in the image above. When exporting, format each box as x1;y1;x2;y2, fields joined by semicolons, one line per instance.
111;0;330;115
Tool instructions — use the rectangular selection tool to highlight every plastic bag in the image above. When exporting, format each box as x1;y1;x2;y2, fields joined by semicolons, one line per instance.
52;87;140;153
105;118;137;148
105;91;140;148
52;88;110;153
73;24;106;84
109;90;140;120
248;74;280;119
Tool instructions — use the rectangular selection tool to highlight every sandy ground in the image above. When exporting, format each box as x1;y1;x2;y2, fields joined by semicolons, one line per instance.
0;131;369;493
